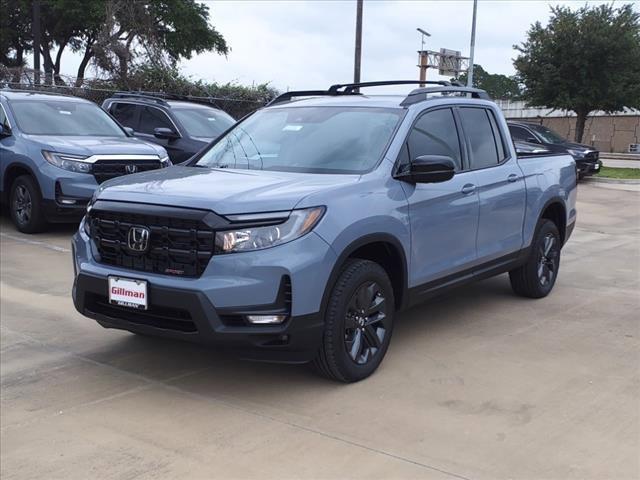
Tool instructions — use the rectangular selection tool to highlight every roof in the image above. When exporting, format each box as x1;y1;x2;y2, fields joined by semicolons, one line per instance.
0;89;90;103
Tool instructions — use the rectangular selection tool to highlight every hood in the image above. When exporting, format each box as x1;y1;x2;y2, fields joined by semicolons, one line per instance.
96;166;360;214
24;135;166;157
562;141;595;152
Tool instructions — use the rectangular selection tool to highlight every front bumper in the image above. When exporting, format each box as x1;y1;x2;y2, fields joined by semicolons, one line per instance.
71;227;336;363
576;159;602;177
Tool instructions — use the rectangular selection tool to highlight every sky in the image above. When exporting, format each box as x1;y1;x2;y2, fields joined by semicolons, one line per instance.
50;0;631;93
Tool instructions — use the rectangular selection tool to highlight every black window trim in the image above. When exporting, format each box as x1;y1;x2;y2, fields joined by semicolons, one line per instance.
0;102;11;129
393;105;469;175
454;105;514;172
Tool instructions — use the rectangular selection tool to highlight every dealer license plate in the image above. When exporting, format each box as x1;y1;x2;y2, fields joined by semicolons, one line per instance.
108;276;148;310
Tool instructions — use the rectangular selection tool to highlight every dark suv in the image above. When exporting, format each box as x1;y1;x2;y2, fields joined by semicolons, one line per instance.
103;93;235;164
508;121;601;178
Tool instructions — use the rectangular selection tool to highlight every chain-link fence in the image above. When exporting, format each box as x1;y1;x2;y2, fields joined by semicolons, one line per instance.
0;66;277;119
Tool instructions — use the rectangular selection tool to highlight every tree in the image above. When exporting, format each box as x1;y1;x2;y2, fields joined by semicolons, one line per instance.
0;0;228;87
514;4;640;142
455;64;522;100
0;0;32;71
90;0;228;86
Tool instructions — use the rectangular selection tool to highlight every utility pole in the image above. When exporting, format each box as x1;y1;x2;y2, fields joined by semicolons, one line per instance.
33;0;41;84
416;28;431;87
353;0;363;87
467;0;478;88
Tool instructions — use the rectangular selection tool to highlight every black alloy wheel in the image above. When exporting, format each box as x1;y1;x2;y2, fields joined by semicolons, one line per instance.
344;281;390;365
537;233;559;287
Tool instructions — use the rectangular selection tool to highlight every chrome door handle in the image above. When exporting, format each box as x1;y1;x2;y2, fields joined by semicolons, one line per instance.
461;184;476;195
507;174;519;183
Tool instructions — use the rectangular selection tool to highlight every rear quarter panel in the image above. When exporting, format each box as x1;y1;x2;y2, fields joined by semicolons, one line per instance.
517;153;577;247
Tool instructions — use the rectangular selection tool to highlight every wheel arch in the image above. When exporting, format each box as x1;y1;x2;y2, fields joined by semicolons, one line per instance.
320;234;409;316
539;198;567;245
3;163;42;202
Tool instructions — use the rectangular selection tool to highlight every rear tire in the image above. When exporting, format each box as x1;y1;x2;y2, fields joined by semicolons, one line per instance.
313;259;395;383
509;219;561;298
9;175;48;234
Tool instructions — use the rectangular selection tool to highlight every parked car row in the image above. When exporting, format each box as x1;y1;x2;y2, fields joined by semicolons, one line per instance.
0;90;234;232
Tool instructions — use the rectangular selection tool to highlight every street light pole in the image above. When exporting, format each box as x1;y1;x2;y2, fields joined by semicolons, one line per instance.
33;0;41;84
353;0;363;86
467;0;478;88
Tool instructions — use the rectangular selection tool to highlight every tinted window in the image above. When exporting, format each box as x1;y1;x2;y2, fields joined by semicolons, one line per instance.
407;108;461;170
10;100;125;136
196;107;403;174
0;104;8;128
172;108;234;139
509;125;531;142
459;108;499;169
138;106;175;135
110;102;138;129
487;110;507;161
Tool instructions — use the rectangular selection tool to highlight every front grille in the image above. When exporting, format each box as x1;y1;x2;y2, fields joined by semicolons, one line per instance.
88;207;216;277
85;293;197;332
92;160;161;184
584;151;599;161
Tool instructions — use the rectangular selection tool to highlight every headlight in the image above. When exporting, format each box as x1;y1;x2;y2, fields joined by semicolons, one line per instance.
42;150;92;173
160;155;172;167
567;149;585;159
215;206;325;254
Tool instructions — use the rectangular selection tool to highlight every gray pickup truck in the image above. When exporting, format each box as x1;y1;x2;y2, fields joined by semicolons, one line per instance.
72;81;577;382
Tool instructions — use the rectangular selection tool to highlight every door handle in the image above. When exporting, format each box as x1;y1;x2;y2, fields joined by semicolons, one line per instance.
507;174;519;183
461;184;476;195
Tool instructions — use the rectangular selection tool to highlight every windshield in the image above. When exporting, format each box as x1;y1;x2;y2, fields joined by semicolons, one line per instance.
172;107;234;138
530;124;566;144
10;99;125;136
195;106;403;174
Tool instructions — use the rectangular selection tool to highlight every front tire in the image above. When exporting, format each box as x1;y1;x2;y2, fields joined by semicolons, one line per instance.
314;259;395;383
9;175;48;234
509;219;561;298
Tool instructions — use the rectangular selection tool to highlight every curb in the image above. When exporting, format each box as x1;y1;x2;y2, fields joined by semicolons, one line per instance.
582;176;640;185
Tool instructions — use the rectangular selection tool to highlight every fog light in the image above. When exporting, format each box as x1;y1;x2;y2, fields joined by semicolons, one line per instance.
60;198;77;205
246;314;287;325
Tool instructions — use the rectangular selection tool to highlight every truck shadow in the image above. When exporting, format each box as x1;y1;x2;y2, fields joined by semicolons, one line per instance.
85;274;517;400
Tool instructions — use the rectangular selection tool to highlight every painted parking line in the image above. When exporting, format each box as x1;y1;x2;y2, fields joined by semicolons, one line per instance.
0;232;71;253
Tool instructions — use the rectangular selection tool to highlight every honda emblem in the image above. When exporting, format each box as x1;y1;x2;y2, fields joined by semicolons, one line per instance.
125;164;138;174
127;226;150;253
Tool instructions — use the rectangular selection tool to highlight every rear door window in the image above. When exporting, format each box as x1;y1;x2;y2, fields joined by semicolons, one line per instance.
109;102;139;130
459;107;500;169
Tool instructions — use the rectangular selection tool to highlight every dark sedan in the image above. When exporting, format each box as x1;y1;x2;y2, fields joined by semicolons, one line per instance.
508;121;601;178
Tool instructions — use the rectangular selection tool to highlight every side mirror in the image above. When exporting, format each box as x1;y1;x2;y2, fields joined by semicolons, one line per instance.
123;126;134;136
403;155;456;183
154;127;180;140
0;124;11;138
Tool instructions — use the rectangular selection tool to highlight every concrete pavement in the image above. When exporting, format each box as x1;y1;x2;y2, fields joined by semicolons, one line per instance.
1;183;639;479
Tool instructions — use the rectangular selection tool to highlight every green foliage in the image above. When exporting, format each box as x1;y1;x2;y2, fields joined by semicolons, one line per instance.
514;3;640;141
455;65;522;100
0;0;32;67
0;0;229;85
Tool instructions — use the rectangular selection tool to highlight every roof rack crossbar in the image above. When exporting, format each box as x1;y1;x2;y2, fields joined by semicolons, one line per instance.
112;92;170;106
329;80;453;94
267;80;457;106
401;86;491;105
